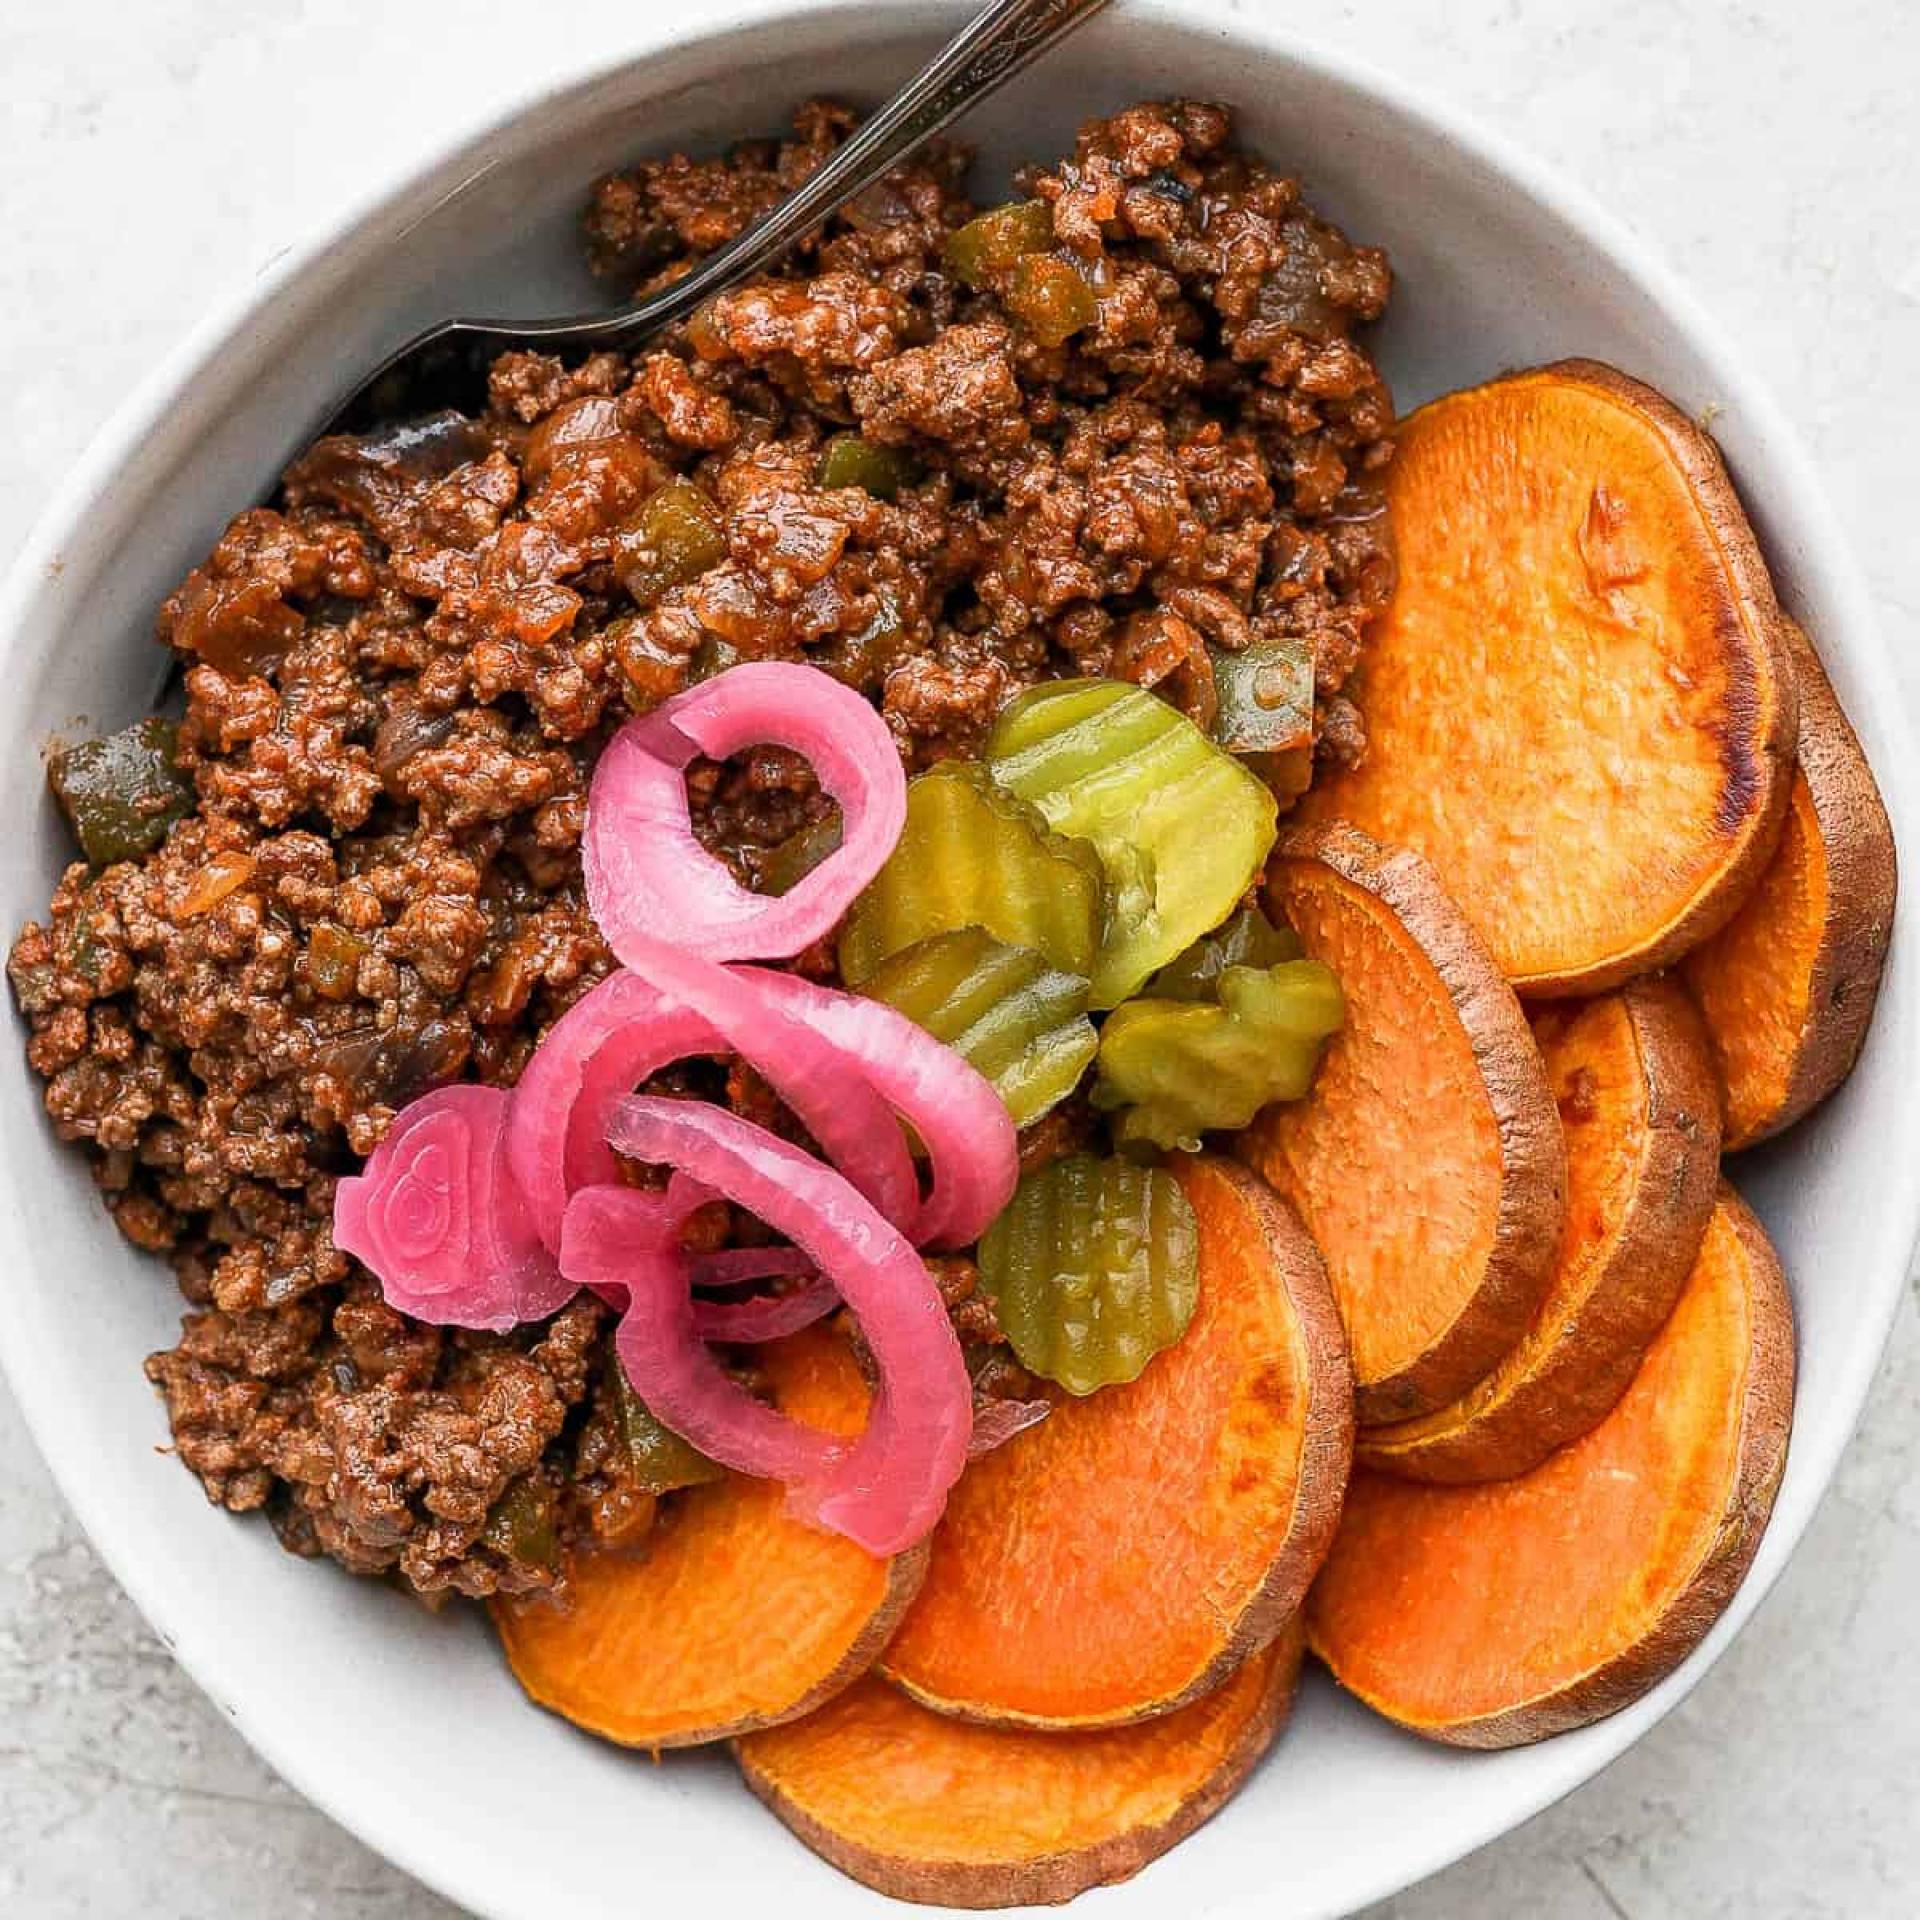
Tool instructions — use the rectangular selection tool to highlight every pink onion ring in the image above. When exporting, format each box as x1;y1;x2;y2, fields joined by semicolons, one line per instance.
504;972;719;1256
600;1096;971;1556
505;953;917;1254
742;967;1017;1249
690;1246;816;1290
692;1274;839;1344
584;662;905;964
614;934;918;1226
334;1085;573;1332
564;1180;843;1486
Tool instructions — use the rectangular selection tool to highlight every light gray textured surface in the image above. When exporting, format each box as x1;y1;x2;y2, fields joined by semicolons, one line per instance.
2;1;1915;1914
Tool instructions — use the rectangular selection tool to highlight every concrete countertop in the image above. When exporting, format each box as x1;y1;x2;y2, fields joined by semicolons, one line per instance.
2;1;1915;1913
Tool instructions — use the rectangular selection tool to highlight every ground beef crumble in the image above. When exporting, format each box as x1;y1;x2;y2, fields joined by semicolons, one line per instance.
9;100;1394;1601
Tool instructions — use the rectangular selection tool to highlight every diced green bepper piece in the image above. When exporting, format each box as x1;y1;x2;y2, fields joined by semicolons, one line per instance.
944;199;1055;287
816;433;919;501
1210;637;1315;799
49;717;195;867
482;1478;560;1571
754;810;844;899
1006;255;1098;347
979;1153;1200;1396
985;679;1278;1009
609;1357;727;1496
1092;960;1345;1154
861;928;1097;1128
839;761;1107;987
1144;905;1303;1001
615;477;727;606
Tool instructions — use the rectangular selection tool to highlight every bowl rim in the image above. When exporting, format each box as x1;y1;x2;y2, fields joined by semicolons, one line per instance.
2;3;1915;1915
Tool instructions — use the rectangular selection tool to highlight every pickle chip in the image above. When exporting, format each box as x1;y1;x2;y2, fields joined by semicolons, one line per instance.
1146;906;1303;1001
985;680;1278;1008
979;1154;1200;1395
840;762;1107;987
862;928;1097;1128
1093;962;1345;1153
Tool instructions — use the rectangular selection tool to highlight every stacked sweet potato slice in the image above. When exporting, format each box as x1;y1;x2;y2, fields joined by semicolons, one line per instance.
493;1153;1354;1906
1255;359;1892;1750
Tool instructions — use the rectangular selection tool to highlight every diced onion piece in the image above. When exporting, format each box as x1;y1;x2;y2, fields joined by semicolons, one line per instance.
602;1097;972;1555
584;662;906;964
334;1085;573;1332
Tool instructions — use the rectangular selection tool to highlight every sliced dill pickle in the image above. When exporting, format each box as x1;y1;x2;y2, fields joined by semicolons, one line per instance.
839;761;1106;987
1210;638;1314;798
862;928;1096;1127
978;1154;1199;1395
50;717;194;867
1093;961;1345;1153
1145;905;1302;1001
609;1358;726;1496
944;199;1055;287
985;679;1278;1008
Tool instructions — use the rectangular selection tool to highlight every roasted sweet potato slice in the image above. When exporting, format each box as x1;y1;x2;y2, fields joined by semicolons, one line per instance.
1243;822;1564;1424
1308;1184;1794;1747
1683;622;1896;1148
1360;978;1720;1481
492;1328;924;1748
881;1155;1350;1728
1293;360;1796;995
738;1622;1305;1909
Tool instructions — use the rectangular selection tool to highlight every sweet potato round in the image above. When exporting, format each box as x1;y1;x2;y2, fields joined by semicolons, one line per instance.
1243;822;1565;1424
1292;359;1796;996
1308;1183;1794;1747
1360;978;1721;1482
880;1156;1350;1729
492;1328;925;1748
738;1622;1304;1909
1683;622;1897;1149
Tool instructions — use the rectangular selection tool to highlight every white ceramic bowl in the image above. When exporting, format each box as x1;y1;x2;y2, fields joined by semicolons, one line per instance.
2;4;1914;1915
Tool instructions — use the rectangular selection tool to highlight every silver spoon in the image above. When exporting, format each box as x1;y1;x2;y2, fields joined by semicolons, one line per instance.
327;0;1114;434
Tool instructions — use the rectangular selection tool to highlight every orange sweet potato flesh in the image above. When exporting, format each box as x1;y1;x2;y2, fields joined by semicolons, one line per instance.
1683;623;1896;1149
1243;822;1565;1424
881;1156;1350;1729
492;1328;925;1748
1292;360;1796;996
1360;978;1721;1482
1308;1183;1794;1747
738;1622;1305;1909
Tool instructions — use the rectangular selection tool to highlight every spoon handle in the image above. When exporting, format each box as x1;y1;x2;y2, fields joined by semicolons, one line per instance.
519;0;1113;348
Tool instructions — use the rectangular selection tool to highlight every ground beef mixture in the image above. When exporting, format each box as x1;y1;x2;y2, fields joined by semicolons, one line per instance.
9;100;1394;1601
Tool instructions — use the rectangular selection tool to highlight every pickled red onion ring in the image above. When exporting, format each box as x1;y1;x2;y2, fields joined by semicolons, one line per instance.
334;1085;572;1332
504;953;916;1253
505;972;720;1254
742;967;1017;1249
690;1246;816;1290
691;1273;839;1344
564;1180;843;1487
613;935;919;1226
601;1096;971;1556
584;662;905;964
